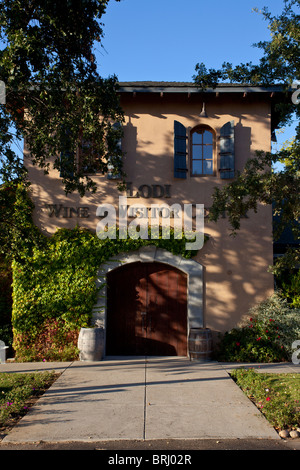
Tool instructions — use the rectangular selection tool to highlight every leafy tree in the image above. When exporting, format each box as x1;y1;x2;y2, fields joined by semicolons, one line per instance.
0;0;124;196
194;0;300;274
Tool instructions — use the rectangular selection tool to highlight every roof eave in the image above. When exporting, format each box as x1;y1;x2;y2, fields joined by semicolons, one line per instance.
117;82;286;94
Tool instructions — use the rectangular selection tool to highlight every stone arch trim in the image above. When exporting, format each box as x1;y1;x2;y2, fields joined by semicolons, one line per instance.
92;245;203;352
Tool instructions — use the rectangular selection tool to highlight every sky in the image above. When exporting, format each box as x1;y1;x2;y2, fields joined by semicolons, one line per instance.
1;0;298;165
97;0;285;82
95;0;297;152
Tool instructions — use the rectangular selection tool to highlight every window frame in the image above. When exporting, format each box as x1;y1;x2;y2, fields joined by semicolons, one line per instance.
189;125;216;177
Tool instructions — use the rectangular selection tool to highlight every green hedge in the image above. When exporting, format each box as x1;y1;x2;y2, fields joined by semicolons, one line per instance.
12;225;198;361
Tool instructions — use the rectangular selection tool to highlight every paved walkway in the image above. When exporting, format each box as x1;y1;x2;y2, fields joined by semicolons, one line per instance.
0;357;299;444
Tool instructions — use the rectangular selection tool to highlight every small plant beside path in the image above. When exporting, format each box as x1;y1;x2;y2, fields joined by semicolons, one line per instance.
231;368;300;434
0;371;59;434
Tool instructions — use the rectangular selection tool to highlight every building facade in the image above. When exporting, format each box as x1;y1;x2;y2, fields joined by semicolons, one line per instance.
25;82;281;357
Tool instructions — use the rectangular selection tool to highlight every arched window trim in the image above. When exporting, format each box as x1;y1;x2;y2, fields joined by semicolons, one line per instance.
189;125;216;177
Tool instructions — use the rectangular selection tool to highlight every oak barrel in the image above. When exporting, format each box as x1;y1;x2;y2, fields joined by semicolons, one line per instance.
188;328;212;361
78;327;104;361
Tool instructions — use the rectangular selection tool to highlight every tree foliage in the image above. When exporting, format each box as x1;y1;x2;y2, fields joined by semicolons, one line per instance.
0;0;124;195
194;0;300;273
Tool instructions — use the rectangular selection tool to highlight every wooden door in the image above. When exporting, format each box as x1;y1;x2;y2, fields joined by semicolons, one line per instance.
106;262;187;356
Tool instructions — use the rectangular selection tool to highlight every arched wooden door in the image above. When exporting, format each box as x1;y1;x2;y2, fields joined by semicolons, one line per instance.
106;262;187;356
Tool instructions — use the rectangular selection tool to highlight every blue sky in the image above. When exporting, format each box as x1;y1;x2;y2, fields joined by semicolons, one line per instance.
2;0;297;164
96;0;297;150
97;0;285;82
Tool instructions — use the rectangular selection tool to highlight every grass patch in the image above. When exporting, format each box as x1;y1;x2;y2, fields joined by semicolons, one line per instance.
0;371;59;434
231;368;300;432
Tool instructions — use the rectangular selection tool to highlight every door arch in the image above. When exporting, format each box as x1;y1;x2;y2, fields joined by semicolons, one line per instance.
106;261;187;356
92;246;204;356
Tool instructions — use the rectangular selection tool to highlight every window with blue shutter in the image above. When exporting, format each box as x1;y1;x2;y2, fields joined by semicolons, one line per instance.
174;120;188;178
191;127;214;175
219;121;235;179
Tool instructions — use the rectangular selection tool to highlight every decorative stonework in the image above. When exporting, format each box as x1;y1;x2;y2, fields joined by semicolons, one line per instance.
92;246;203;354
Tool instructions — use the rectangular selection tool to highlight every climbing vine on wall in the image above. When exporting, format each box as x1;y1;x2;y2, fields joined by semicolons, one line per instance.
10;184;203;361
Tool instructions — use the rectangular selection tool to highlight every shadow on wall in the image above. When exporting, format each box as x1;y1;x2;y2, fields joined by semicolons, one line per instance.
197;214;274;335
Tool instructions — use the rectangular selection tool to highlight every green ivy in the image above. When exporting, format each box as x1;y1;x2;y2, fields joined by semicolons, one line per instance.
11;185;205;361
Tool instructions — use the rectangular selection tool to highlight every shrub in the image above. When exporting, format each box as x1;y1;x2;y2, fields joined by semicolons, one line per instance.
216;293;300;362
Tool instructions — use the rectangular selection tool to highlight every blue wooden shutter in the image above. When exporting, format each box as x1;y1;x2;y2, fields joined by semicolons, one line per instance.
174;120;187;178
219;121;235;179
107;122;122;179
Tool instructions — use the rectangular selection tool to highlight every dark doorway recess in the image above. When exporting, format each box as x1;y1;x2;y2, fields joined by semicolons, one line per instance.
106;262;187;356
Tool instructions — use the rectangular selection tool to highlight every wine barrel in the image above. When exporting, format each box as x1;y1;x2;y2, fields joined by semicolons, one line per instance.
188;328;212;361
77;327;104;361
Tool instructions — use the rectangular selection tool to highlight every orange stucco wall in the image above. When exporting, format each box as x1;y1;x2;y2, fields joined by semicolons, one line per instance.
25;89;274;335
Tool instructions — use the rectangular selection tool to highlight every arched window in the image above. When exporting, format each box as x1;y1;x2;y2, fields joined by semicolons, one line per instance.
191;127;214;176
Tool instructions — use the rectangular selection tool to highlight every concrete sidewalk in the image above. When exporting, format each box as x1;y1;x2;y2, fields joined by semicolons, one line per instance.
0;357;299;444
